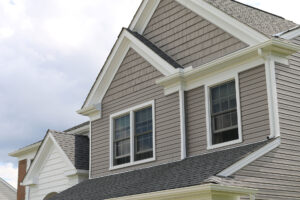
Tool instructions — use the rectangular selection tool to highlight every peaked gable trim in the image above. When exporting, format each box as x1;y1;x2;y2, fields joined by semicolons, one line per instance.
79;29;178;118
130;0;268;45
218;138;281;177
22;131;76;186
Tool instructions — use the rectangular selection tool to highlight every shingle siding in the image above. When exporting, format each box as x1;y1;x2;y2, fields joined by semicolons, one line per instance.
142;0;248;68
185;65;270;156
91;48;181;178
233;36;300;200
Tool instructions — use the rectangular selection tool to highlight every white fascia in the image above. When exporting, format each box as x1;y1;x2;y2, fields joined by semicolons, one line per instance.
129;0;160;34
218;138;281;177
78;29;177;121
156;39;300;95
175;0;268;46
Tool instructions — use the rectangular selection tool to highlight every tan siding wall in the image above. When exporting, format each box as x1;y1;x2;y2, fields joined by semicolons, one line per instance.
91;48;181;178
143;0;248;68
233;38;300;200
186;65;269;156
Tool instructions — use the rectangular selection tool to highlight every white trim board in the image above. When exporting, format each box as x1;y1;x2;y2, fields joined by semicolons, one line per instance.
218;138;281;177
78;29;177;120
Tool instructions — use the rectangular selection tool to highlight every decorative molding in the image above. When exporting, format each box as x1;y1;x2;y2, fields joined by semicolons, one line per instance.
218;138;281;177
156;39;300;96
107;184;257;200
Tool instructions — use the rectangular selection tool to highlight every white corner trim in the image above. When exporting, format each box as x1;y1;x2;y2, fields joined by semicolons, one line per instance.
175;0;268;46
129;0;160;34
109;100;156;170
80;29;176;112
179;86;187;159
205;75;243;150
218;138;281;177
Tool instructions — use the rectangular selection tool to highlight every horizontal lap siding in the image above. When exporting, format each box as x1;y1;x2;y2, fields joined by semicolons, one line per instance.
91;48;181;178
142;0;248;68
185;65;270;156
234;40;300;200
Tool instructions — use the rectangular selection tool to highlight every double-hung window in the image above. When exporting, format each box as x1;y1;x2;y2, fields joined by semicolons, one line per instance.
110;101;155;169
206;79;242;149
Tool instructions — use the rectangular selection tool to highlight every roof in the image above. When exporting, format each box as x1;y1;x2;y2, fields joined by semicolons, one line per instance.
0;177;16;200
64;121;89;132
127;29;183;69
51;131;89;170
9;140;42;157
49;140;268;200
205;0;298;37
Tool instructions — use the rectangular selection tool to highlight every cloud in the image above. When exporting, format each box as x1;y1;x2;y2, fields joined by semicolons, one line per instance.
0;162;18;188
0;0;142;167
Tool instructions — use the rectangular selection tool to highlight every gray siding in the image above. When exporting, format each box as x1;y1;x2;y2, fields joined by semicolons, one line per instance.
233;37;300;200
186;65;269;156
143;0;248;68
91;48;181;178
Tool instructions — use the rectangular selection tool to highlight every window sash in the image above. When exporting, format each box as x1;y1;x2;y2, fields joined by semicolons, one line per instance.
112;105;153;166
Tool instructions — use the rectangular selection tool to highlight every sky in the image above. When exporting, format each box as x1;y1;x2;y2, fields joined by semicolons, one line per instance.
0;0;299;189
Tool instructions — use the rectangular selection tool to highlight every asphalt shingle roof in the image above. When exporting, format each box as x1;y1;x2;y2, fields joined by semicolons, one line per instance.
205;0;298;37
49;140;269;200
51;131;89;170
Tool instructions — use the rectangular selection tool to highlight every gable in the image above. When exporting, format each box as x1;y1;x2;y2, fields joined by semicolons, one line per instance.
142;0;248;68
0;179;16;200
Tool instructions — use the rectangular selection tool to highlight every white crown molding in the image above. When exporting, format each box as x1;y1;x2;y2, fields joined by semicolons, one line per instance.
218;138;281;177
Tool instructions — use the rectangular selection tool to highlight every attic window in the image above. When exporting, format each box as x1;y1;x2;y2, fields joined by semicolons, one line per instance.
110;101;155;169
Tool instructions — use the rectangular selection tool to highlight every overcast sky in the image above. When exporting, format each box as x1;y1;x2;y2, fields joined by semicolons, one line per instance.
0;0;299;188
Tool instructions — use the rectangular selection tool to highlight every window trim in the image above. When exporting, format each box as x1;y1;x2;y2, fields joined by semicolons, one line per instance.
205;75;242;150
109;100;156;170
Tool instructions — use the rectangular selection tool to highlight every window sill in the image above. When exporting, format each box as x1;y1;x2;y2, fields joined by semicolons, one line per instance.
207;138;242;150
109;157;156;171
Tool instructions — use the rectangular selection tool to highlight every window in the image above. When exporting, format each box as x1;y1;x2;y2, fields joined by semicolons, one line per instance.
110;101;155;169
206;78;242;149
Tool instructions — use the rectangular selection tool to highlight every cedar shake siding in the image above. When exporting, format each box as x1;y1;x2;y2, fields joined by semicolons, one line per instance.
232;38;300;200
142;0;248;68
17;159;26;200
91;48;181;178
186;65;270;156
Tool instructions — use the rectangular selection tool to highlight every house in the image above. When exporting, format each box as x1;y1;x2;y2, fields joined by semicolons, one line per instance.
9;122;90;200
11;0;300;199
0;177;16;200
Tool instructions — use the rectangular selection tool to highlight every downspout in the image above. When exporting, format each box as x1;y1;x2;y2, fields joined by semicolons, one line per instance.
179;85;187;160
259;49;281;139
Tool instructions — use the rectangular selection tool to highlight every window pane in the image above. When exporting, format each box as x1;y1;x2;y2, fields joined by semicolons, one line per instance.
115;139;130;157
210;80;239;145
134;107;153;161
114;115;130;140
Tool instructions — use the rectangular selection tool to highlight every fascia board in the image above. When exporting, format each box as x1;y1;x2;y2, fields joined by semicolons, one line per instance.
9;142;41;158
0;178;16;192
175;0;269;46
129;0;160;34
157;39;300;88
80;29;176;112
106;184;257;200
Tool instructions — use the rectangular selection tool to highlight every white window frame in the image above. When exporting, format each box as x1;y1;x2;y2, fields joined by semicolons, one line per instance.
109;100;156;170
205;74;243;150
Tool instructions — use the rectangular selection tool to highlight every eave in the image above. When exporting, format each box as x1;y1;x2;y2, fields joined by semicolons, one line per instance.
9;142;41;158
156;39;300;94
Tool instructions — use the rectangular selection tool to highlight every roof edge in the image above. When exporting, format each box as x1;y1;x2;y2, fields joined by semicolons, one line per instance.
9;142;41;158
